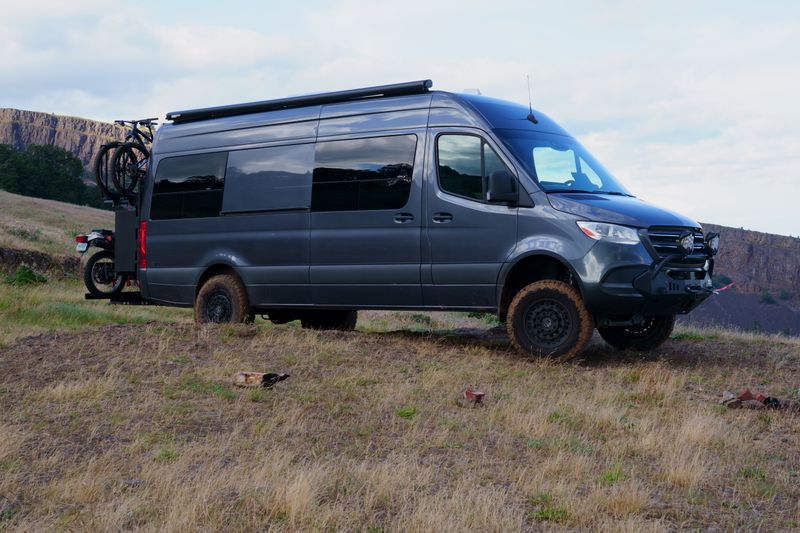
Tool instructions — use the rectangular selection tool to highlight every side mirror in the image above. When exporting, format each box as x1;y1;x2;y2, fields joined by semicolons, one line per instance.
486;170;518;204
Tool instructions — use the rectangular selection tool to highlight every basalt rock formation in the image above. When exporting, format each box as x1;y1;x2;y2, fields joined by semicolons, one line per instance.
703;223;800;296
0;108;125;169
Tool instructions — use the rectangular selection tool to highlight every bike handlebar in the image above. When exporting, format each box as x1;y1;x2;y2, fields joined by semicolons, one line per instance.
114;118;159;126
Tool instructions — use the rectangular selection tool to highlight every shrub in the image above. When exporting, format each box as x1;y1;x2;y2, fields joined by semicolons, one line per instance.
779;289;792;301
530;505;569;522
395;406;417;419
468;311;501;326
4;265;47;286
760;290;776;305
7;226;42;241
598;466;625;485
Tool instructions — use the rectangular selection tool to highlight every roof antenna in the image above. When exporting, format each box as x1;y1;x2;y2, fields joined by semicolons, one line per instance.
526;74;538;124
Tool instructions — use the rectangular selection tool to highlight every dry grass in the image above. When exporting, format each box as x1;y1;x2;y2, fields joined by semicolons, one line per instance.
0;279;189;347
0;311;798;531
0;190;113;258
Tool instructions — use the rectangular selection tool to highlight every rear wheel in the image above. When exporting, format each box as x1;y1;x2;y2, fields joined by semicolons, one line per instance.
507;280;593;358
195;274;254;324
300;310;358;331
83;250;124;298
598;315;675;351
111;142;149;201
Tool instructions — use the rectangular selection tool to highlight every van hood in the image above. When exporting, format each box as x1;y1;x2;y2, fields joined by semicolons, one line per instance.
547;193;700;229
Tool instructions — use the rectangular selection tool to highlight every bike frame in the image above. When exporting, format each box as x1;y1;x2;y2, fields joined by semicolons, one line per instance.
114;118;157;147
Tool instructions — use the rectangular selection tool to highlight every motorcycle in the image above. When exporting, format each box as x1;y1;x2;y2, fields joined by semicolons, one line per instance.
75;229;126;298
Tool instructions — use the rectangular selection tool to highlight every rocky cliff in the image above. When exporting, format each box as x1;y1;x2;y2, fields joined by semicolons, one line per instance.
0;108;125;169
703;223;800;296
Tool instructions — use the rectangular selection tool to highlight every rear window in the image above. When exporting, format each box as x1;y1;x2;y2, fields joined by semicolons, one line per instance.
311;135;417;212
150;152;227;219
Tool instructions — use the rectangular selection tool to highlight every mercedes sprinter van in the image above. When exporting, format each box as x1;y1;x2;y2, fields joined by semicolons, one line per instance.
127;80;718;357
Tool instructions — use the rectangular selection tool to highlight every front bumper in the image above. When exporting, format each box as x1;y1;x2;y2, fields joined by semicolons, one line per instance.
576;240;715;322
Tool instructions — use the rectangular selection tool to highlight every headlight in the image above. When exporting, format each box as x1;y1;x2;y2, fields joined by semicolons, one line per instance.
705;232;720;256
576;221;640;245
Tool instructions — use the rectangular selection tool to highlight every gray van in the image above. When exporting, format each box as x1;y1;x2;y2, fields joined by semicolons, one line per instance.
129;80;718;357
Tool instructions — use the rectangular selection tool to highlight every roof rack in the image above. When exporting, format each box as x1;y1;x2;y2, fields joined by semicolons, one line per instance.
166;79;433;124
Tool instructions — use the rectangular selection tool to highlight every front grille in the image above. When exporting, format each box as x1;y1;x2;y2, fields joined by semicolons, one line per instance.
646;227;705;259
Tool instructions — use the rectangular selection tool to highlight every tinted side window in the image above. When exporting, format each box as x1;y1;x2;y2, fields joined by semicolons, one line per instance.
311;135;417;212
437;135;482;200
151;152;227;219
223;144;314;213
437;134;511;202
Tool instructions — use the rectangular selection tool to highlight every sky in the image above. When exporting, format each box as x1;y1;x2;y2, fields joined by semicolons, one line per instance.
2;0;799;236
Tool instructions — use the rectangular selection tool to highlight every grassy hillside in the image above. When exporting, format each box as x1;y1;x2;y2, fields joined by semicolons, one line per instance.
1;295;798;530
0;190;112;258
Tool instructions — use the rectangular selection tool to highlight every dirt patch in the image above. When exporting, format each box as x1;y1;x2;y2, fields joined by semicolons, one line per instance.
0;246;79;278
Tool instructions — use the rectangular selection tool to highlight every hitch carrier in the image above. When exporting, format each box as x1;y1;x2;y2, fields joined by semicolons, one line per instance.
85;291;150;305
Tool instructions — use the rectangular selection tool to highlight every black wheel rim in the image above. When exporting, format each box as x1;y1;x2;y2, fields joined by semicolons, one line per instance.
622;318;658;338
523;298;573;348
117;150;138;191
206;291;233;323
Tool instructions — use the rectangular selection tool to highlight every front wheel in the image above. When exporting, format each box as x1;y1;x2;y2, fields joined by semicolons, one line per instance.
597;315;675;351
83;250;124;298
507;280;593;358
195;274;254;324
93;142;123;201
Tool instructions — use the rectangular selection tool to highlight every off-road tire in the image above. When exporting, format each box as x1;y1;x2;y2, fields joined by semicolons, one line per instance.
111;142;149;200
300;310;358;331
93;142;123;201
83;250;124;298
507;280;593;358
597;315;675;351
195;274;254;324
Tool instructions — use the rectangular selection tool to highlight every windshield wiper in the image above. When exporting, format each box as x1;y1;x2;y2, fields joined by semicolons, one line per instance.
593;190;634;197
546;189;635;197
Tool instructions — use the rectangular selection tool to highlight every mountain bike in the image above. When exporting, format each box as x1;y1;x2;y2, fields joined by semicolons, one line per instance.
93;118;157;202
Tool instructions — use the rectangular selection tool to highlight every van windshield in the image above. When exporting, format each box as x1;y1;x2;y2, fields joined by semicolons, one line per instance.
496;129;633;196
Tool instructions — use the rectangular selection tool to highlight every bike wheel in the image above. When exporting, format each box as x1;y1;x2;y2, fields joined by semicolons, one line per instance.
93;142;123;201
111;142;149;201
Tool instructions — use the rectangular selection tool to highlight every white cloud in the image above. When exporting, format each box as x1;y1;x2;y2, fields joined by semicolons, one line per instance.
1;0;798;235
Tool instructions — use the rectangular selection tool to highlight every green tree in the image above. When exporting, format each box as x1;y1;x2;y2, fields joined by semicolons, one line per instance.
0;144;22;193
0;144;107;209
760;290;776;305
16;144;84;203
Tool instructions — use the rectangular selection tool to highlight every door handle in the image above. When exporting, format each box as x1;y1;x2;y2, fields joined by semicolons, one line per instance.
432;212;453;223
394;212;414;224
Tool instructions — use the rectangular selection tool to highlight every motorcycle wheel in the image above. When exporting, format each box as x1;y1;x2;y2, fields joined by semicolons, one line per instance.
84;250;125;298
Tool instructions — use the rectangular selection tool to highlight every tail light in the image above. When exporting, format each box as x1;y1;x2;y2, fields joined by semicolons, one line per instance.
137;221;147;268
75;235;88;243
